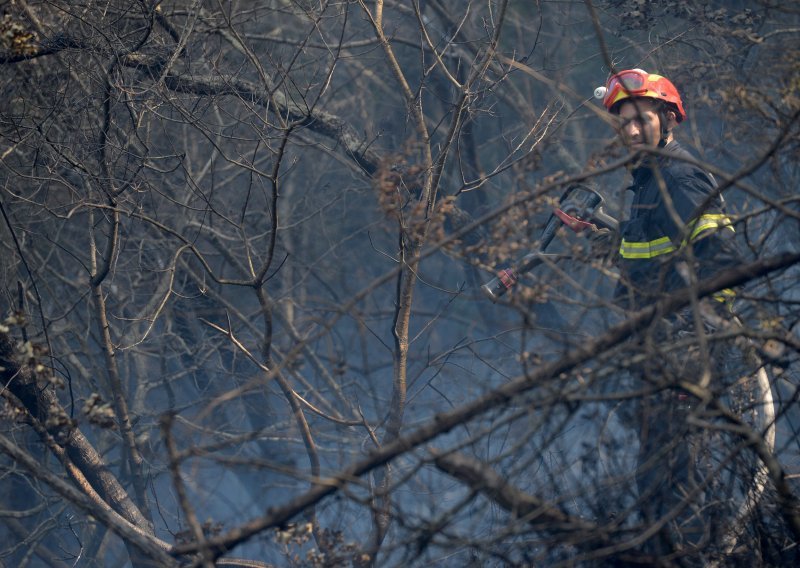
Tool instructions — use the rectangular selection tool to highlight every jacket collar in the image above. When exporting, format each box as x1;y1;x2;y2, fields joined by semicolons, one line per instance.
630;140;682;186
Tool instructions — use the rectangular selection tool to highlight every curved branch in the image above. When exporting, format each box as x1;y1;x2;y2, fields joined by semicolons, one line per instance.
0;433;177;566
433;451;599;533
157;71;383;175
0;332;149;528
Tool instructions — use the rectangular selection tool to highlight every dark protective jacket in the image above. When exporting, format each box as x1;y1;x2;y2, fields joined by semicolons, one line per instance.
614;140;737;310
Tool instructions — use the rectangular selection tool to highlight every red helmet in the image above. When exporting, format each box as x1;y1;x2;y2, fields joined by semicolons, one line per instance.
602;69;686;122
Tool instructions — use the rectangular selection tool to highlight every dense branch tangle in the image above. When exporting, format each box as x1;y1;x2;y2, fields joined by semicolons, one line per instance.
0;2;798;567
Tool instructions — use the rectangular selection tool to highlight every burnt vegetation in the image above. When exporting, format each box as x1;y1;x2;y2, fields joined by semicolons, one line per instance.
0;1;799;566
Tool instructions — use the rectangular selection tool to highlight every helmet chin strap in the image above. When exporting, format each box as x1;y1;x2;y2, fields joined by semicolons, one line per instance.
658;109;671;147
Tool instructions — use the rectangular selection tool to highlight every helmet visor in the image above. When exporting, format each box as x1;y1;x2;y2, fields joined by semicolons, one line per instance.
606;69;649;97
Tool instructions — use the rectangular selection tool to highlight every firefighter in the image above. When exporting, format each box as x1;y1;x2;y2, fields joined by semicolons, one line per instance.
599;68;737;308
599;69;740;555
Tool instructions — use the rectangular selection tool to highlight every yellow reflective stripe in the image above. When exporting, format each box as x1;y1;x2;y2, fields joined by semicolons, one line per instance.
688;214;735;240
713;287;737;312
620;214;735;259
713;288;736;302
619;236;675;259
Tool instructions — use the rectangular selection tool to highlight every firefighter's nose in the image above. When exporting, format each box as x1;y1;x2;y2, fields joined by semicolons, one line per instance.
623;121;640;138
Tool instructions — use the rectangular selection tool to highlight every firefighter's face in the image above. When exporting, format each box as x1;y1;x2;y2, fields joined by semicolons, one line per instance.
617;99;665;148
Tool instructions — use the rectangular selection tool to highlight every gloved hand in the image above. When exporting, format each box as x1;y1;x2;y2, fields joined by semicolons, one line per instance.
587;226;619;261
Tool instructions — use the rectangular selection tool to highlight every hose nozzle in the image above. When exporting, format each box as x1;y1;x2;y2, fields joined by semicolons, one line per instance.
481;269;518;302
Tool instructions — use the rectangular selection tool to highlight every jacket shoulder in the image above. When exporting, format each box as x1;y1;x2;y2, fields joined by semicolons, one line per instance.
661;143;716;192
661;143;701;174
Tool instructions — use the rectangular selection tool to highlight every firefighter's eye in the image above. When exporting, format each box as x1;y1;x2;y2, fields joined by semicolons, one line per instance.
618;117;643;129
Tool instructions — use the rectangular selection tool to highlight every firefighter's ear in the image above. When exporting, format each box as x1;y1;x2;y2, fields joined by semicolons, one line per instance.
665;109;679;129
